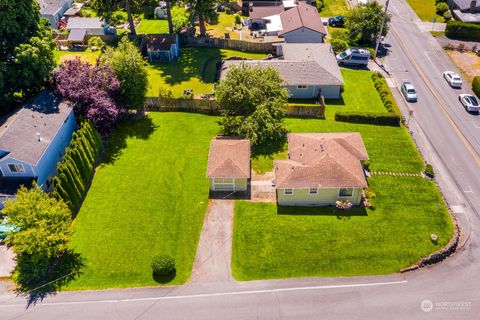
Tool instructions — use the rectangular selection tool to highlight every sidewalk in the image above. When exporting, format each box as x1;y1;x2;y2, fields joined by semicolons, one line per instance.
416;22;446;33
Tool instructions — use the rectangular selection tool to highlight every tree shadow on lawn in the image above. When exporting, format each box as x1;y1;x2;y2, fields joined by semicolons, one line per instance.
277;205;368;219
147;48;223;88
16;250;85;308
101;115;158;165
251;138;287;162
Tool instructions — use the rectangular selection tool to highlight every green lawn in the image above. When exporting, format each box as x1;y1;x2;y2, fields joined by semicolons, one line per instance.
206;13;242;40
252;69;409;174
68;113;219;289
137;19;169;34
53;49;102;65
232;175;453;280
147;48;267;97
406;0;443;22
320;0;350;17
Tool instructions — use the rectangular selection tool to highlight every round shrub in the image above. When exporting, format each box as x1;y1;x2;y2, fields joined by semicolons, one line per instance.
436;2;449;15
435;0;446;4
330;38;348;53
151;254;176;277
443;10;452;21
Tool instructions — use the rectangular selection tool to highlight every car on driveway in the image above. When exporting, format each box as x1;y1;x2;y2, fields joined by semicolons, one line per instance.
459;94;480;113
328;16;346;27
401;81;418;102
443;71;462;88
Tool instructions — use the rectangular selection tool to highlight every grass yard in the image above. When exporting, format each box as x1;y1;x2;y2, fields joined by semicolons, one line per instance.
206;13;242;40
54;49;102;65
232;175;453;280
137;19;169;34
252;69;409;174
146;47;267;97
320;0;350;17
406;0;443;22
68;113;219;289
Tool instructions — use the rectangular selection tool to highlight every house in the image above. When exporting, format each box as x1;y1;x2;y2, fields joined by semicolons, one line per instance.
219;43;343;99
448;0;480;23
0;91;77;195
206;138;251;192
274;133;369;206
142;34;180;62
37;0;73;27
66;17;107;43
248;2;326;42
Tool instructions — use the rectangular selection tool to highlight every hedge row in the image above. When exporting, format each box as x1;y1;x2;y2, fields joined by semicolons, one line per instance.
52;121;103;210
335;111;401;126
445;21;480;41
473;76;480;98
371;72;402;116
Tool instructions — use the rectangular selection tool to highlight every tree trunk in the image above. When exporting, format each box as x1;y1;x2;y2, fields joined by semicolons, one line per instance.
166;0;174;34
125;0;136;36
199;15;206;37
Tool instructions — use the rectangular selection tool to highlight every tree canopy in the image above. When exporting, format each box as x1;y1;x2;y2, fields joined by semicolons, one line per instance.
189;0;219;36
216;64;289;147
101;38;148;110
0;0;56;110
345;2;390;46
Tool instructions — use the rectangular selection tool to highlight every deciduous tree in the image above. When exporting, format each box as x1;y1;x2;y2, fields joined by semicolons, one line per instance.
345;2;390;46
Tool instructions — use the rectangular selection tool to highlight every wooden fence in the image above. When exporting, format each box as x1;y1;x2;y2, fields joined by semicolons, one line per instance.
180;36;283;53
144;97;325;118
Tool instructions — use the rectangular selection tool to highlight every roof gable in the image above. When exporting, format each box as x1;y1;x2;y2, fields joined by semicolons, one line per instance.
278;3;326;36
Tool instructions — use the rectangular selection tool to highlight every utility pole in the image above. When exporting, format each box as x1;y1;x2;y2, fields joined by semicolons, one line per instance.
374;0;390;60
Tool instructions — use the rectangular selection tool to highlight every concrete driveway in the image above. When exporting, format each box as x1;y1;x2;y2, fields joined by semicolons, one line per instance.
0;245;15;277
190;200;235;283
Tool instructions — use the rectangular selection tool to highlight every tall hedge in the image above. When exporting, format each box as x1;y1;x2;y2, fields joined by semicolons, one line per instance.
473;76;480;98
445;21;480;41
52;121;103;210
335;111;401;126
371;72;402;116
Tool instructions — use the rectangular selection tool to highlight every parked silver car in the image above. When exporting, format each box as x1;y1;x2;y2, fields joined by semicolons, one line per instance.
459;94;479;113
401;81;418;102
443;71;462;88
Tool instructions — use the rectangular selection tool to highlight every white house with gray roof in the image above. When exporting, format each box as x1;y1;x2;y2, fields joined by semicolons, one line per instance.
219;43;343;99
0;92;77;195
448;0;480;22
37;0;73;27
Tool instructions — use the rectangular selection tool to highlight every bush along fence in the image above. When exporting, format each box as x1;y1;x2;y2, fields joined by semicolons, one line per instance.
52;121;103;211
145;96;326;118
473;76;480;98
335;112;401;126
445;21;480;41
371;72;402;116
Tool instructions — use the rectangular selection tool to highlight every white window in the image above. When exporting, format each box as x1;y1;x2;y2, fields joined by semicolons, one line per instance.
8;164;25;173
297;85;308;89
338;188;354;198
309;188;318;195
284;188;293;195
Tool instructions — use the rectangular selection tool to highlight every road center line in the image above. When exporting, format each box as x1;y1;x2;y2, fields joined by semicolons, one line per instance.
0;280;408;308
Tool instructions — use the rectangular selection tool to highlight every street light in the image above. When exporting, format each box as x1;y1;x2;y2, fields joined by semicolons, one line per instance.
374;0;390;60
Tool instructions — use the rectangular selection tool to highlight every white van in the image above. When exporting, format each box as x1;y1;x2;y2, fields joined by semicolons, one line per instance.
336;48;370;67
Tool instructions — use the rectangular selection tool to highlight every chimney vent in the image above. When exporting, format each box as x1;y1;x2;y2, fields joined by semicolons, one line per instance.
36;133;41;142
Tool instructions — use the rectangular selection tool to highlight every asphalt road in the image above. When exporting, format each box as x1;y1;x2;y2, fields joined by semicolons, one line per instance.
2;1;480;319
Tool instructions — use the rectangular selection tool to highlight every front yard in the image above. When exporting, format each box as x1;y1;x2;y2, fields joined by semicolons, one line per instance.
406;0;443;22
68;113;219;289
146;47;267;97
320;0;350;17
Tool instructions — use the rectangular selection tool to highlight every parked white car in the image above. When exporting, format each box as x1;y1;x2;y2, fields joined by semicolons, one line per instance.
459;94;479;112
443;71;462;88
401;81;418;102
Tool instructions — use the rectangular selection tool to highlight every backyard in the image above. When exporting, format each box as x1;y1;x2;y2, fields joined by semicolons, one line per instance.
137;19;169;34
54;49;102;65
319;0;350;17
146;47;267;97
68;113;219;289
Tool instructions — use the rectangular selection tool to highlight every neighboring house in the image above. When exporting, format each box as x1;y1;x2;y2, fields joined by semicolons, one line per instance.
274;133;369;206
0;91;77;195
37;0;73;27
206;138;251;192
219;43;343;99
142;34;180;62
248;2;326;42
66;17;106;43
448;0;480;23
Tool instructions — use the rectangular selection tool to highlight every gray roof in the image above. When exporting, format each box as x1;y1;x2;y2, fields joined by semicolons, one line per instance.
67;17;103;30
37;0;65;15
0;91;73;165
220;44;343;86
452;0;480;10
281;43;343;84
68;28;87;41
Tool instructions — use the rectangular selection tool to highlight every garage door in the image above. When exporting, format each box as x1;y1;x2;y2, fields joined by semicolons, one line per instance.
213;178;235;191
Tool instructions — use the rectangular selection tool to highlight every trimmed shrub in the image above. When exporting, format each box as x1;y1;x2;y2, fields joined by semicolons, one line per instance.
473;76;480;97
87;37;105;50
151;254;176;277
335;111;401;126
331;38;348;53
445;21;480;41
425;164;435;178
443;10;452;21
371;72;402;116
435;2;449;15
435;0;446;4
